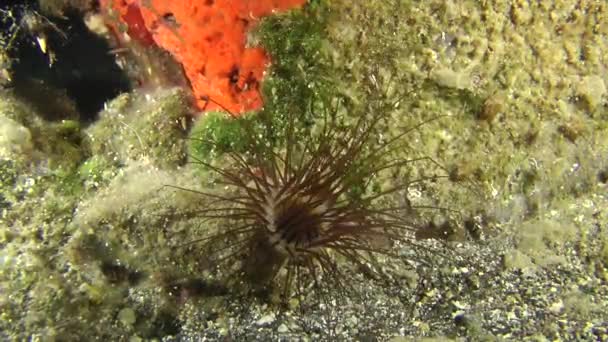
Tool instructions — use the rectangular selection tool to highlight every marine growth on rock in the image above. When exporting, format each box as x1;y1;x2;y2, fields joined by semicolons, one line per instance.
100;0;307;114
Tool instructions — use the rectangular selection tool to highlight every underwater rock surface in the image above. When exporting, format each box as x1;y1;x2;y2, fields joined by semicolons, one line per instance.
1;1;607;341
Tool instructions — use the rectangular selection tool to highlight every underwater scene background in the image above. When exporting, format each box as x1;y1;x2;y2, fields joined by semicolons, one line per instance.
0;0;607;340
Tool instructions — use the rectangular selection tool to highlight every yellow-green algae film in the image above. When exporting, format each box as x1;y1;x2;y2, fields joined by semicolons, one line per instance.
1;0;607;340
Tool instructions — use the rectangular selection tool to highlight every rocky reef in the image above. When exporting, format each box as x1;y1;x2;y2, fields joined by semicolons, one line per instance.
1;1;607;341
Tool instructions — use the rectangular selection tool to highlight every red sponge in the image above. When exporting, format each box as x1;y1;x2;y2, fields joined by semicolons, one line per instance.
100;0;307;114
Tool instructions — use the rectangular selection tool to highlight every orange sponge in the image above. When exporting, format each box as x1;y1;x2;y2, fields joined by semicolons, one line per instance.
100;0;307;114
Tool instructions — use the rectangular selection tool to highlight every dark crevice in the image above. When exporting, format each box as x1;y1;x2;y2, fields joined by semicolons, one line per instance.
2;3;131;124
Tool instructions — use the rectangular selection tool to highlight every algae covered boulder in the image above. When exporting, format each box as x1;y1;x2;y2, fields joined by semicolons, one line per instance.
0;87;195;340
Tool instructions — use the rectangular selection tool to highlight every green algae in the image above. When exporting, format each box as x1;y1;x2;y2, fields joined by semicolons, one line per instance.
188;110;266;163
257;2;336;123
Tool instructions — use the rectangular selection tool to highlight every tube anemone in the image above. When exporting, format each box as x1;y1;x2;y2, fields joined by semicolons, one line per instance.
175;96;450;302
